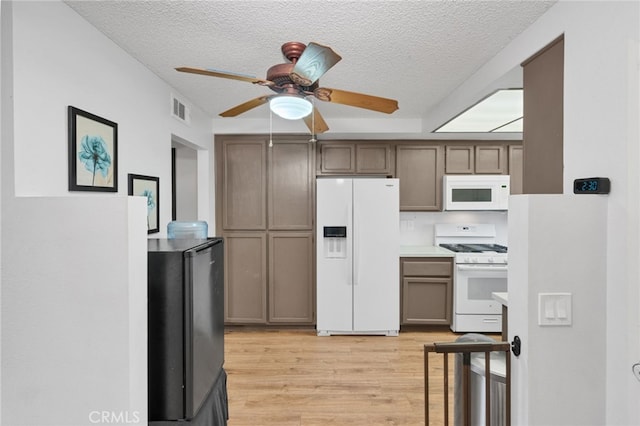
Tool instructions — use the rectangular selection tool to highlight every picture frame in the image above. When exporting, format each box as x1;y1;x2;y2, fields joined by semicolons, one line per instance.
128;174;160;234
68;106;118;192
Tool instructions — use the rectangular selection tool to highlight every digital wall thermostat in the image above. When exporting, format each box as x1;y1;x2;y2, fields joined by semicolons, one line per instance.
573;177;610;194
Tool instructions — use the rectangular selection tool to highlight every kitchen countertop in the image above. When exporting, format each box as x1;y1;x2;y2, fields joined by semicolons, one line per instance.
492;292;508;307
400;245;455;258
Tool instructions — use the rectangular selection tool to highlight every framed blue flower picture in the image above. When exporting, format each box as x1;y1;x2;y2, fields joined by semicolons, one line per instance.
68;106;118;192
128;174;160;234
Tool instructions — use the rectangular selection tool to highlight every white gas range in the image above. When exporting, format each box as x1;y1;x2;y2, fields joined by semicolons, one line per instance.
435;224;508;333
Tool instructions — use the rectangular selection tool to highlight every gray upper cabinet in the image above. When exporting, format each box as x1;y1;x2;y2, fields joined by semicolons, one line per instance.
355;144;393;175
475;145;507;174
318;143;356;174
445;145;475;174
395;144;444;211
221;139;267;230
318;142;393;175
445;144;507;174
508;145;524;194
268;141;314;230
522;36;564;194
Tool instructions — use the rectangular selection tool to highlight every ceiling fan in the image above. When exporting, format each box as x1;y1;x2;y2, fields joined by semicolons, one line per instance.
176;41;399;134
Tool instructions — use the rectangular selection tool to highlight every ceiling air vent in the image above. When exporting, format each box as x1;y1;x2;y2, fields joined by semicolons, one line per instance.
171;94;191;125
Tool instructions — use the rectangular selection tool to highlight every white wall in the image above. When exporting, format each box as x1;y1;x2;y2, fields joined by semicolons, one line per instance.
11;0;214;235
0;1;9;422
441;1;639;424
173;144;198;221
1;1;215;424
1;197;148;426
509;195;608;425
400;211;508;246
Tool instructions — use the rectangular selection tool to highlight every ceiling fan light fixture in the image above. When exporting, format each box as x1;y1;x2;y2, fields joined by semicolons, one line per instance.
269;96;313;120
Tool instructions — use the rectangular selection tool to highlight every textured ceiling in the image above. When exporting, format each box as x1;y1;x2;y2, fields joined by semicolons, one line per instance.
64;0;556;134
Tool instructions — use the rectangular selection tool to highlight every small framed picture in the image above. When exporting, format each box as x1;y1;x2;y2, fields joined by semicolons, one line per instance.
128;174;160;234
68;106;118;192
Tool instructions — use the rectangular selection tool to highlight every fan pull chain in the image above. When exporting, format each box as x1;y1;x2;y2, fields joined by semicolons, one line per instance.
309;98;317;143
269;106;273;148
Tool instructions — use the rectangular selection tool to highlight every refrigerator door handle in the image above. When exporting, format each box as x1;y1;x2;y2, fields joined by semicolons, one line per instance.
354;208;359;286
348;201;354;286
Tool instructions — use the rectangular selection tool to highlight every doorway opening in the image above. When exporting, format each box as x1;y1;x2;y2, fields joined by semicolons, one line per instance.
171;137;198;221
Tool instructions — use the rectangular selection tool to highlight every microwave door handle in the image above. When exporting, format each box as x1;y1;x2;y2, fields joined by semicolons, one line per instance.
457;265;508;272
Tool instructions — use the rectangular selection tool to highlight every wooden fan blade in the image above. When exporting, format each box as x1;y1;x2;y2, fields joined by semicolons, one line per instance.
176;67;273;86
314;87;399;114
303;108;329;134
291;42;342;86
219;96;271;117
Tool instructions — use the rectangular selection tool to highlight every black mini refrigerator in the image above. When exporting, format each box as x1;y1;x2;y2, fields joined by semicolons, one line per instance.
147;238;225;423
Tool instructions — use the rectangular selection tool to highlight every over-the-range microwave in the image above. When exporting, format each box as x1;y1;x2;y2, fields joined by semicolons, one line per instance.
443;175;510;211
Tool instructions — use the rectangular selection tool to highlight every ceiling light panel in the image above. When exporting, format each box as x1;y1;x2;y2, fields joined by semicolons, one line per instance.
492;117;523;132
435;89;523;133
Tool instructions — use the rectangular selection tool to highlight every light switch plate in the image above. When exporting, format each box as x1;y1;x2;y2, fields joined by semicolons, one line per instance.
538;293;572;326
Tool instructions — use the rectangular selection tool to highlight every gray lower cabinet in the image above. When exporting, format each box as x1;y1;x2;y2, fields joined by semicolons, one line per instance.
268;232;314;323
224;232;267;323
224;231;315;325
401;257;453;325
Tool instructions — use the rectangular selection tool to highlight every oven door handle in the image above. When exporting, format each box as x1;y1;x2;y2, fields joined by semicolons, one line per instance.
457;264;508;272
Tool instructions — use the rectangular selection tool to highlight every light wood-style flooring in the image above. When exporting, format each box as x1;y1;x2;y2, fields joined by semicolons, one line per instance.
224;328;460;426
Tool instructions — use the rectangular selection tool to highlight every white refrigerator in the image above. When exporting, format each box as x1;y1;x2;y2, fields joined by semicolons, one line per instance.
316;178;400;336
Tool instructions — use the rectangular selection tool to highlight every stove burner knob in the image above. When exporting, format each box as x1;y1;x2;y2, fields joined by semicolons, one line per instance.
463;257;471;263
472;258;478;263
488;258;494;263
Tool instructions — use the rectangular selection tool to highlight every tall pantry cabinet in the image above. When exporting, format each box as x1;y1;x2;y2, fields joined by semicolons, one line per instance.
215;135;315;325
